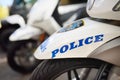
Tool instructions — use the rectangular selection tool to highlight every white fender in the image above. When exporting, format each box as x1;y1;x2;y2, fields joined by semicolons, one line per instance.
34;18;120;60
6;14;25;27
9;25;43;41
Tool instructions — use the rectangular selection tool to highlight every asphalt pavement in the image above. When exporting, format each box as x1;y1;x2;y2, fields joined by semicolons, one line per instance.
0;52;30;80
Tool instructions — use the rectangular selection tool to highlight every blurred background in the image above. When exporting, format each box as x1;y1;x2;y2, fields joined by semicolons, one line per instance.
0;0;87;80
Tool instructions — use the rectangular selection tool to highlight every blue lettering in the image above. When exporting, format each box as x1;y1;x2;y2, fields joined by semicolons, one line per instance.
69;42;77;50
51;34;104;58
85;36;93;44
52;49;59;58
94;34;104;42
78;39;84;47
60;45;69;53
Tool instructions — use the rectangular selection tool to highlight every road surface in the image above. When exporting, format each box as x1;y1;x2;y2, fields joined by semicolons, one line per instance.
0;52;30;80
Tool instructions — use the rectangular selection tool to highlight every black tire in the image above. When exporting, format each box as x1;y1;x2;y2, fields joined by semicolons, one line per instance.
30;58;112;80
7;40;42;74
0;28;17;51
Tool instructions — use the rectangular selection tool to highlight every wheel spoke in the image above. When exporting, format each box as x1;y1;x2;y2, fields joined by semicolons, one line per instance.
68;71;72;80
94;63;110;80
73;69;80;80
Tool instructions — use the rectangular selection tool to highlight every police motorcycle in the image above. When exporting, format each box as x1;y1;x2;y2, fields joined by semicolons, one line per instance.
30;0;120;80
8;0;88;73
0;15;25;52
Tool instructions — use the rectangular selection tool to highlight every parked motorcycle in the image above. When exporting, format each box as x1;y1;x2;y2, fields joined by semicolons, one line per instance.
30;0;120;80
8;0;88;73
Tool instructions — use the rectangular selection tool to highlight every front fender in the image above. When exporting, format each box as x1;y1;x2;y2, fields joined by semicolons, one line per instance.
9;25;43;41
34;18;120;60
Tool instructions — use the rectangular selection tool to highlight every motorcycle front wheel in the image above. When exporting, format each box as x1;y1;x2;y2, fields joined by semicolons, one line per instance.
30;58;112;80
7;40;42;74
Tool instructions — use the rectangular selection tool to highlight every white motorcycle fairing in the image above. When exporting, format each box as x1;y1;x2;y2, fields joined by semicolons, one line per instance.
9;25;43;41
58;3;86;15
9;17;61;41
27;0;59;25
34;18;120;62
9;0;61;41
5;14;25;27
